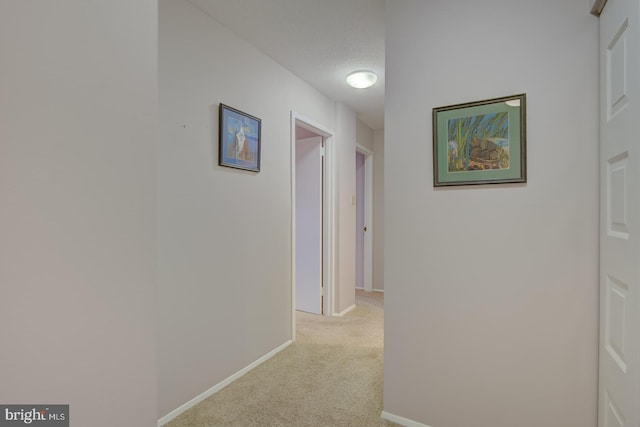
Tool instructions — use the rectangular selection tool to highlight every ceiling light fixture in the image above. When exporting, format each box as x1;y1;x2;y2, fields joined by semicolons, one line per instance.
346;70;377;89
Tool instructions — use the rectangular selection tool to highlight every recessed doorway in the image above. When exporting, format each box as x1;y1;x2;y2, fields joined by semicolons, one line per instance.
291;111;336;338
355;145;373;292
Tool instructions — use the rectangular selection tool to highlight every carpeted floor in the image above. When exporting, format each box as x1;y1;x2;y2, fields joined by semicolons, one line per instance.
165;290;398;427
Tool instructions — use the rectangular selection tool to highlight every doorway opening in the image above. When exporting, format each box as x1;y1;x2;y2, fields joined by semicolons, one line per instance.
291;111;336;340
355;145;373;292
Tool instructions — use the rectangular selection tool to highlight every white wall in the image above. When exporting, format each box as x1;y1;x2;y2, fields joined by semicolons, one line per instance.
335;103;357;313
0;1;157;426
384;1;599;426
158;0;356;416
357;118;375;151
373;130;385;291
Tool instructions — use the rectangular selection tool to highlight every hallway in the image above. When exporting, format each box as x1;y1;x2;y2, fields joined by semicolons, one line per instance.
166;290;396;426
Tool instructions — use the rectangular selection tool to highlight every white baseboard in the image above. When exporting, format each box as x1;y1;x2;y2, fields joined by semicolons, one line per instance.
381;411;432;427
373;288;384;293
355;286;365;290
158;340;292;426
336;304;356;317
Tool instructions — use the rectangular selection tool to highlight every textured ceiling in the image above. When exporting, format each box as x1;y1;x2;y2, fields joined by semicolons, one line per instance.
189;0;385;130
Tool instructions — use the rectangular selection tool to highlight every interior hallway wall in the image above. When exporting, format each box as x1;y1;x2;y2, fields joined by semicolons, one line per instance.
384;1;599;426
158;0;356;417
373;129;385;291
0;1;158;426
357;118;375;151
335;103;357;313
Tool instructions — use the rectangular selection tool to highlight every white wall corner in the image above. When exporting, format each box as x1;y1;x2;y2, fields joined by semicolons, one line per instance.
157;340;292;426
336;303;357;317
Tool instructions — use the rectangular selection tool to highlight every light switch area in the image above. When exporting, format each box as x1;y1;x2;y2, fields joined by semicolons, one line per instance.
352;194;355;205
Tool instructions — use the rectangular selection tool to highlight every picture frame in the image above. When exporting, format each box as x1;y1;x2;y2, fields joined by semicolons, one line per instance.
219;104;261;172
432;93;526;187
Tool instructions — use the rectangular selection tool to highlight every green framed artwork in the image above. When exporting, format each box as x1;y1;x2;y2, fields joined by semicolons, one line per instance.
432;93;526;187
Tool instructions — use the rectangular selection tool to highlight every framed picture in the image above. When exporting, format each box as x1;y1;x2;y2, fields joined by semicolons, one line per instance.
432;93;526;187
219;104;261;172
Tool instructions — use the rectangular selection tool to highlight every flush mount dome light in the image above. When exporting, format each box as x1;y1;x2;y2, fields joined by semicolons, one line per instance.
346;70;377;89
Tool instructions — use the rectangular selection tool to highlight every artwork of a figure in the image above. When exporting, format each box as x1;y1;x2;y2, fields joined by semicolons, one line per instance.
227;122;253;161
235;126;250;160
219;104;261;172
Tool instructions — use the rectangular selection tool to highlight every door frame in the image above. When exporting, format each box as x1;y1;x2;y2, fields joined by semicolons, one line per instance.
356;144;374;292
291;111;336;340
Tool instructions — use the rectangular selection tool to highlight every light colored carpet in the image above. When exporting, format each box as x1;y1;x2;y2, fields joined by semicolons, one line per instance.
165;290;398;427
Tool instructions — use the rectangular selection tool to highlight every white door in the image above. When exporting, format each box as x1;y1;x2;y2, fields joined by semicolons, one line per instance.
295;136;323;314
599;1;640;426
